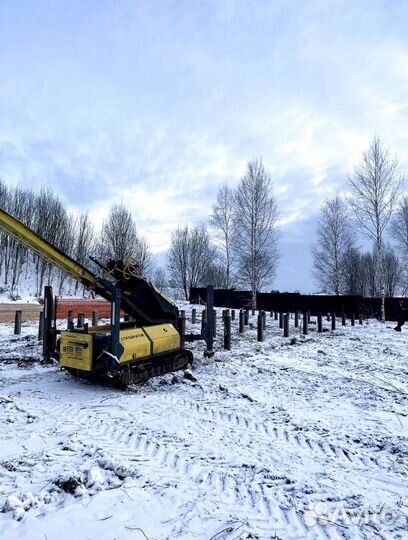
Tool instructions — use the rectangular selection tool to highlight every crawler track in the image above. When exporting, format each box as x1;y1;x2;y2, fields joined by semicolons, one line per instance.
113;350;193;388
66;350;193;388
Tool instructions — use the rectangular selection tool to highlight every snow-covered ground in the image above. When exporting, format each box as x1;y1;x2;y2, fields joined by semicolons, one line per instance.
0;306;407;540
0;270;95;303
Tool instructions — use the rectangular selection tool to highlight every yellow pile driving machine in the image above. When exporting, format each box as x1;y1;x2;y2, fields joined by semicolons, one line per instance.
0;209;214;387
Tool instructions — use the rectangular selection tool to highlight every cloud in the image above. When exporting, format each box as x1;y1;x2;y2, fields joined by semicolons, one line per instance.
0;0;407;290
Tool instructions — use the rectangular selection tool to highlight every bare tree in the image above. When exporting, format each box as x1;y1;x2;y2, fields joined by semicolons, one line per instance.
312;195;354;294
392;197;408;253
0;181;12;284
348;136;404;320
360;245;402;298
32;188;70;296
98;204;152;276
344;247;363;295
0;184;35;295
73;211;95;295
362;251;378;297
151;267;167;291
9;187;35;295
134;236;152;277
0;180;7;208
189;224;217;291
233;159;279;309
382;244;402;297
210;185;235;287
168;226;189;299
74;211;95;268
345;249;378;297
56;212;76;295
391;197;408;295
167;224;216;300
202;261;230;289
0;180;10;280
99;204;139;262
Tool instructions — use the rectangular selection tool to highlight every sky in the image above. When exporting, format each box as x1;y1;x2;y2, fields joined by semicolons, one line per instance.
0;0;407;292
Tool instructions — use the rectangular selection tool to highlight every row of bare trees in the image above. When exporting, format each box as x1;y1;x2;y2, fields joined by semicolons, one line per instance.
345;245;403;298
391;197;408;294
0;183;88;297
312;137;407;319
0;181;152;298
168;159;280;308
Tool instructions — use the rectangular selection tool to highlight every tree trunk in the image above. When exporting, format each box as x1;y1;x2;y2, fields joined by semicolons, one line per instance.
377;238;385;321
251;286;257;311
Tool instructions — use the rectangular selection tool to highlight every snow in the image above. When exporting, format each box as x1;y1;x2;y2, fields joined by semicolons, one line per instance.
0;306;407;539
0;267;95;303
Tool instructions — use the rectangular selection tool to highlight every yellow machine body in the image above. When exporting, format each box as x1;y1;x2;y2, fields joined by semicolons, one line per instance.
59;324;181;372
143;324;180;356
119;328;151;363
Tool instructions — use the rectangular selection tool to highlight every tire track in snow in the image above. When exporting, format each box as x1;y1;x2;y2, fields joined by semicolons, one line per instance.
24;395;402;493
19;402;347;539
15;400;404;539
75;417;346;540
78;411;402;539
160;395;387;469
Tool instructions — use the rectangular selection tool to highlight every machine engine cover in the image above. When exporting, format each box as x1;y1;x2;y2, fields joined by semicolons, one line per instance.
119;328;151;362
142;324;180;356
60;332;93;371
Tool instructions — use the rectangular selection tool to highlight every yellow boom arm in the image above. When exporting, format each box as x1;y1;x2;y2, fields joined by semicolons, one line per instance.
0;208;97;288
0;207;179;325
